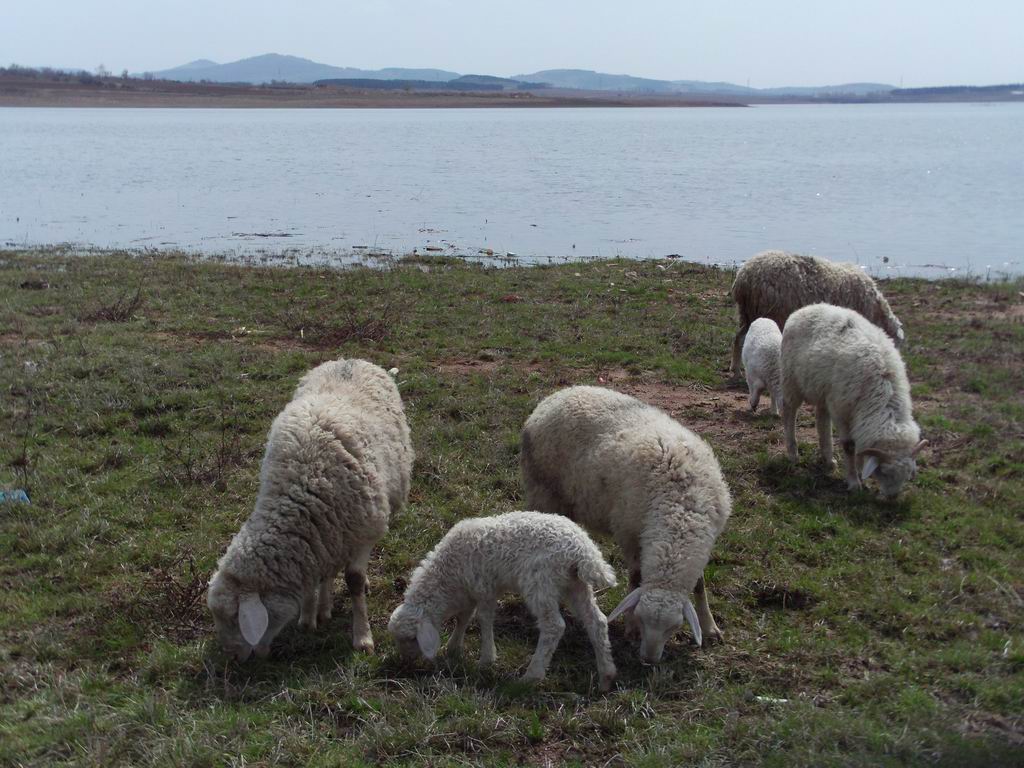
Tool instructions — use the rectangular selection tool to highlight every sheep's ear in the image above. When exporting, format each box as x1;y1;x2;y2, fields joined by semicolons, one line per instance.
682;598;703;647
238;593;269;646
911;439;928;458
608;588;643;623
416;619;440;660
860;453;881;481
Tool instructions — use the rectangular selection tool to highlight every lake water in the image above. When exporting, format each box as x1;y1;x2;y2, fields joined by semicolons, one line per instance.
1;104;1022;277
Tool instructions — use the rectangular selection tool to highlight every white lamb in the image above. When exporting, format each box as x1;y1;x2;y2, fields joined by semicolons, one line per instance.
207;358;414;661
520;386;731;664
387;511;618;691
741;317;784;415
781;303;926;498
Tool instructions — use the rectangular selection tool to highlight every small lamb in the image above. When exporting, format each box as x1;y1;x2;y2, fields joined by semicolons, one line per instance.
208;358;414;661
781;303;926;498
741;317;784;415
387;511;618;691
521;386;731;664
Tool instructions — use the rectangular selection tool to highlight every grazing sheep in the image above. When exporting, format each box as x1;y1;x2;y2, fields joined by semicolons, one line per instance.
741;317;784;415
387;511;618;691
780;303;926;498
730;250;905;375
521;386;731;664
207;358;414;661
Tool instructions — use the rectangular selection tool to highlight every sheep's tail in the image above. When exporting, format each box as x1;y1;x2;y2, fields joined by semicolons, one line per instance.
575;553;617;590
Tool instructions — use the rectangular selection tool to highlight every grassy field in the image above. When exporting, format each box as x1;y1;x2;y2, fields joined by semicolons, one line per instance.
1;250;1021;767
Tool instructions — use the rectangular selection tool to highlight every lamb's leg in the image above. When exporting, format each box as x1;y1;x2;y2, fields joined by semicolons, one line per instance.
345;555;374;653
748;380;763;412
816;406;835;470
477;601;497;666
782;394;801;461
769;387;782;416
566;579;616;692
317;567;339;626
298;583;320;631
445;607;476;659
838;423;860;491
694;575;723;644
623;545;643;642
522;595;566;684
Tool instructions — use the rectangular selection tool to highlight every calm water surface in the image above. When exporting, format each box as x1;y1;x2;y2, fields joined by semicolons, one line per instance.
1;104;1022;276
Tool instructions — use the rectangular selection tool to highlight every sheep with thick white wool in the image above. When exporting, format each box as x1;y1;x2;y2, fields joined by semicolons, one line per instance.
387;511;618;691
781;303;926;498
520;386;731;664
730;250;905;375
207;359;413;661
741;317;784;415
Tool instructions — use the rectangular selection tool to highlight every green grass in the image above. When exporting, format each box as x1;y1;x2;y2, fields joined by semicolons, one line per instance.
1;250;1022;766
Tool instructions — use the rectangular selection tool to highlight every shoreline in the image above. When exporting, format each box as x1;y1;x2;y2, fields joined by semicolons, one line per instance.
0;77;744;109
2;245;1016;282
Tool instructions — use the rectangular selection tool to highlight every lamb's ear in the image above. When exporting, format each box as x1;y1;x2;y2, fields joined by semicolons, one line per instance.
416;619;440;660
911;439;928;458
682;598;703;647
864;456;880;481
608;588;643;623
238;593;269;646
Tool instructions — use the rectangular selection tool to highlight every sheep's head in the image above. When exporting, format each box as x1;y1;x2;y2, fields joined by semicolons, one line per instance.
387;603;439;662
859;439;927;499
608;587;702;664
206;572;298;661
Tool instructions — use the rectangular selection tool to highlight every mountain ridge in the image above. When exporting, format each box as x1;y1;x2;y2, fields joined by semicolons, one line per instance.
146;55;894;95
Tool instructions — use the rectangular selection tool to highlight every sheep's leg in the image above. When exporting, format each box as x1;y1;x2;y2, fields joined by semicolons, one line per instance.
693;575;723;644
317;567;339;625
748;380;763;412
623;546;643;642
477;601;497;666
729;325;748;377
445;606;476;659
769;386;782;416
522;596;566;684
345;550;374;653
816;406;835;471
782;395;801;461
566;579;616;692
838;423;860;491
298;583;320;631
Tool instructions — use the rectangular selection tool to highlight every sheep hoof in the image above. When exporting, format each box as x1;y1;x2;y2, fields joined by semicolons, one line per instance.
599;673;616;693
317;608;332;624
705;627;724;645
444;644;463;660
298;617;317;632
521;671;545;684
846;479;862;492
353;636;375;654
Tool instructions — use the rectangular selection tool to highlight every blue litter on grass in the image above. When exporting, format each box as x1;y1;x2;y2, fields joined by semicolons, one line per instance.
0;489;30;503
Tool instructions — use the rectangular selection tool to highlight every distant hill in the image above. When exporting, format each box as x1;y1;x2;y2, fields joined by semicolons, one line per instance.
147;57;896;97
513;69;680;93
147;54;459;84
515;69;893;97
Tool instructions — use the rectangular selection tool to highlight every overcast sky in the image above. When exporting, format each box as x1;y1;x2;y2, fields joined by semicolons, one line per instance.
6;0;1022;87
